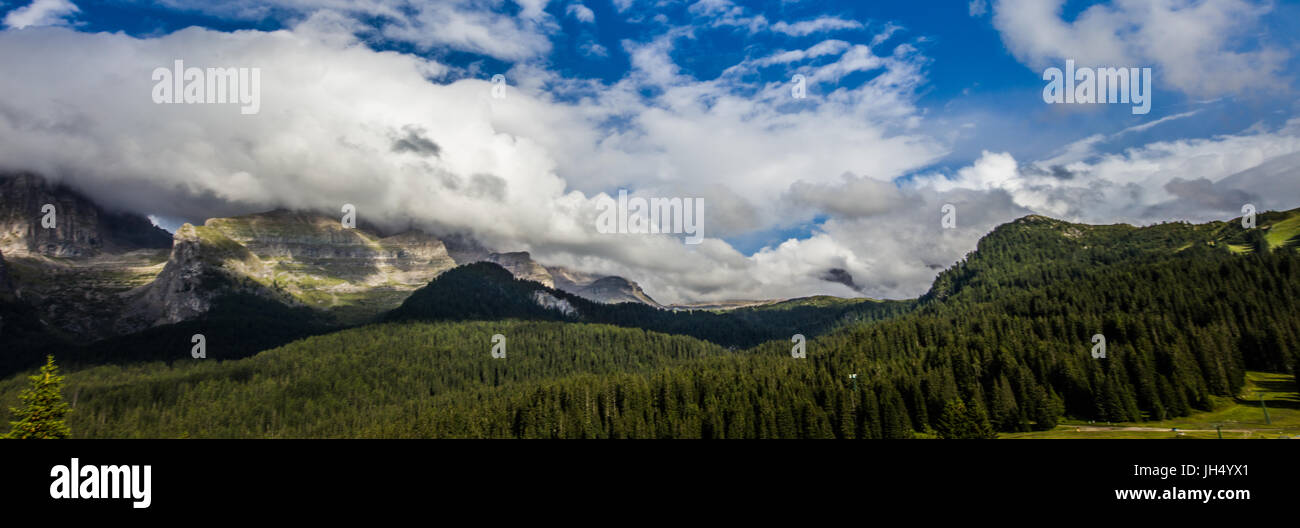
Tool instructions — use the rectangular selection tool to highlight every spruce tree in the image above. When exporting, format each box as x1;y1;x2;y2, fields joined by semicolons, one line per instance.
5;355;72;439
966;399;998;439
935;398;998;439
934;399;968;439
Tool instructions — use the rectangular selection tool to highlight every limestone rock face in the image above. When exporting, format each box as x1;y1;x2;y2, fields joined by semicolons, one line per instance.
549;266;661;307
119;224;266;330
2;172;666;340
531;290;577;317
486;251;555;288
438;244;661;308
0;173;172;339
124;210;459;327
0;173;171;257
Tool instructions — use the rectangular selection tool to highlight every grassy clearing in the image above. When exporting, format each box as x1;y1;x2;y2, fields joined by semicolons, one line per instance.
1003;371;1300;439
1264;215;1300;249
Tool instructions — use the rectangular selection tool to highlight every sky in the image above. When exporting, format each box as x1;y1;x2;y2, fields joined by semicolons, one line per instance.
1;0;1298;304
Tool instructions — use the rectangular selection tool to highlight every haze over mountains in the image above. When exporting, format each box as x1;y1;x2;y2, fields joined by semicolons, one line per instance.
0;172;663;345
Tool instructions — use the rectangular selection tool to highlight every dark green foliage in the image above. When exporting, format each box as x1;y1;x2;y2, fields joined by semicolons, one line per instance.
4;355;71;439
77;293;332;367
0;293;335;378
934;399;996;439
387;263;578;323
0;293;59;375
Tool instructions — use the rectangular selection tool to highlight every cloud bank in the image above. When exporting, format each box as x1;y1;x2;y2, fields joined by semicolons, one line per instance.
0;0;1297;305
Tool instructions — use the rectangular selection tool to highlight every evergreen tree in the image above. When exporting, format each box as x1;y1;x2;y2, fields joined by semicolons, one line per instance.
4;356;72;439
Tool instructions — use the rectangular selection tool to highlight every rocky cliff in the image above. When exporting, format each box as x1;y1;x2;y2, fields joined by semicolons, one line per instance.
125;210;458;327
0;173;172;339
57;205;661;335
549;266;661;307
487;251;555;288
1;172;665;339
0;172;171;257
465;249;660;306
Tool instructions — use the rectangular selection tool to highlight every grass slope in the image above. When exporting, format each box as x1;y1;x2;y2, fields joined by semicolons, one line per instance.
1003;372;1300;439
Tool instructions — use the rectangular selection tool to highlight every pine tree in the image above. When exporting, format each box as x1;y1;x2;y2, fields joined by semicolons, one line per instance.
935;399;967;439
934;398;998;439
5;356;72;439
966;399;998;439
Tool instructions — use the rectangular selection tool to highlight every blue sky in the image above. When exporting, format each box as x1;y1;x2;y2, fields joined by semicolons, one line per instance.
2;0;1299;301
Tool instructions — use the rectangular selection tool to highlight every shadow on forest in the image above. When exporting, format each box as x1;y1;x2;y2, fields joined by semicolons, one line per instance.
1234;378;1300;410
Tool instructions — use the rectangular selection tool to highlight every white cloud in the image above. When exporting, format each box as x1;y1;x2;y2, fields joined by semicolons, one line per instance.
914;118;1300;224
990;0;1289;97
2;2;1294;305
769;16;863;37
566;3;595;23
688;0;864;38
0;14;951;303
749;39;849;67
687;0;740;18
969;0;988;18
3;0;79;29
153;0;558;61
1039;110;1203;167
784;174;902;218
578;40;607;57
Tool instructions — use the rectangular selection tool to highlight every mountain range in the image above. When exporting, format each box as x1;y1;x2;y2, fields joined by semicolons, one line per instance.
4;170;1300;370
0;173;665;350
2;182;1294;438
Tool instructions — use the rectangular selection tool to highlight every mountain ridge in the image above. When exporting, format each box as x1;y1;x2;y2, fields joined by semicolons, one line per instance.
0;173;666;345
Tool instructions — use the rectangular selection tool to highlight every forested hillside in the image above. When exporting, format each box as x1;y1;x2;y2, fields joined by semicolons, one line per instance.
0;291;335;376
387;261;912;348
2;211;1297;438
0;321;739;438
